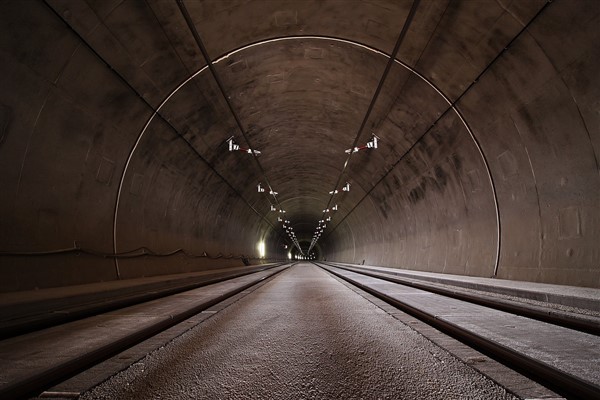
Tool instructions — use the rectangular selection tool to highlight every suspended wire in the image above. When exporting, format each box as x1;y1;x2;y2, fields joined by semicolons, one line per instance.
0;243;262;260
309;0;421;253
176;0;301;255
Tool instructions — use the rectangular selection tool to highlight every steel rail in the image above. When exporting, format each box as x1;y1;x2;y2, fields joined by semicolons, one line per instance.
315;261;600;399
321;261;600;336
0;264;293;399
0;263;287;340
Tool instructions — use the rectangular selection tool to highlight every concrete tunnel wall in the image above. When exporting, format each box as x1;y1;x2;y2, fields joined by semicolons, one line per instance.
0;0;598;292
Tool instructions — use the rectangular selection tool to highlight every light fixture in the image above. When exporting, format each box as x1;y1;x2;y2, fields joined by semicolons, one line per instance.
257;241;265;258
344;133;379;154
257;183;265;193
227;136;239;151
227;136;261;155
342;182;351;192
329;189;338;195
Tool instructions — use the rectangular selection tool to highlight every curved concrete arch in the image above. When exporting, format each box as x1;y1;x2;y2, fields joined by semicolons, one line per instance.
136;34;499;271
0;0;598;290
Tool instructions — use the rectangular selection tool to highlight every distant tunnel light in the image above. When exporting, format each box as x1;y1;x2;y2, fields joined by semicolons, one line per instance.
257;241;266;258
288;251;292;260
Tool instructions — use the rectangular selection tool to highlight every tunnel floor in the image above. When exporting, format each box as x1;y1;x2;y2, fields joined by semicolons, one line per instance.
81;263;516;399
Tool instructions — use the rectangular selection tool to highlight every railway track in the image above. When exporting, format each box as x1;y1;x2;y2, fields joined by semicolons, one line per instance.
0;262;289;340
320;262;600;335
2;261;598;399
315;262;600;399
0;263;293;399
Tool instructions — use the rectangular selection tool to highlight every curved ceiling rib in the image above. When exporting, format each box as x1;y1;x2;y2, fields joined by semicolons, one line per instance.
323;1;552;276
177;0;303;255
309;0;420;255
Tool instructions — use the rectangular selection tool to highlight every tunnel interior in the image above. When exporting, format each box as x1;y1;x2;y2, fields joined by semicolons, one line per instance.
0;0;598;291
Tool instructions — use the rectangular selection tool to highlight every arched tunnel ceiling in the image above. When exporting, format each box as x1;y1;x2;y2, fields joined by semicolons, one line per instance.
0;0;599;289
115;0;542;246
105;0;539;238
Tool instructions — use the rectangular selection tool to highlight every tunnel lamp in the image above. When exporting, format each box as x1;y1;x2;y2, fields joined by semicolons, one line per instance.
329;189;338;195
344;134;379;154
326;216;331;221
257;183;265;193
332;204;338;211
277;217;282;222
270;205;276;211
270;190;278;196
323;209;329;213
227;137;261;155
368;134;379;149
257;241;266;258
342;182;351;192
226;136;239;151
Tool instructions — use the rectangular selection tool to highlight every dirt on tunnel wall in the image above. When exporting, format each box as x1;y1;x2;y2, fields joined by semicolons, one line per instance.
0;0;598;291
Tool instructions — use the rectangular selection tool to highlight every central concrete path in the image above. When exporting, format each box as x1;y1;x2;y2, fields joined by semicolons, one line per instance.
83;263;516;399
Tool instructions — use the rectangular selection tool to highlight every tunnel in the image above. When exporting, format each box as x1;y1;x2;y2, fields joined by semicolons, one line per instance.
0;0;599;293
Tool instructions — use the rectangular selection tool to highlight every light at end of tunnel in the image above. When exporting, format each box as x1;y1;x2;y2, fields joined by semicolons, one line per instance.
257;241;265;258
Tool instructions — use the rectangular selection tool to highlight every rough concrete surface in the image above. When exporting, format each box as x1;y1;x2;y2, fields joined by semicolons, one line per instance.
1;0;599;291
82;264;517;399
